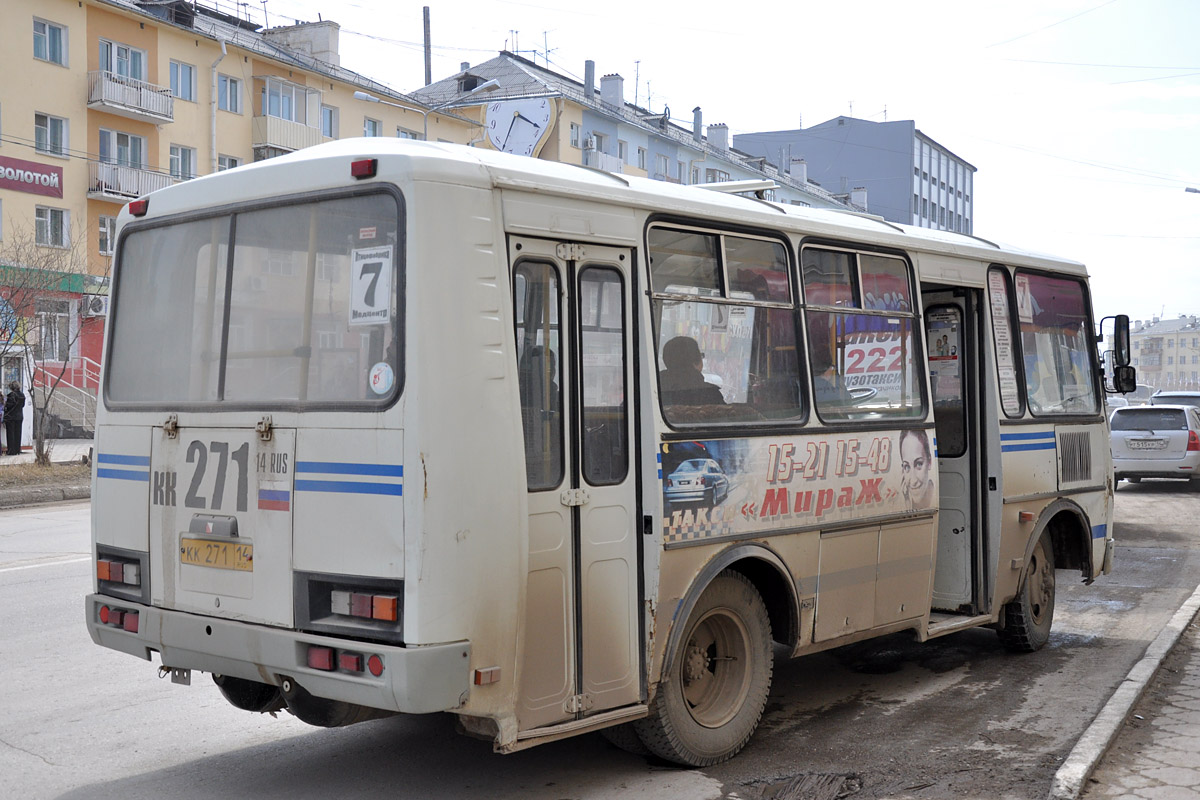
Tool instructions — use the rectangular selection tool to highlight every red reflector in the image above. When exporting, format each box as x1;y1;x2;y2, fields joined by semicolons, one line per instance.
122;611;139;633
350;593;373;618
110;609;125;626
308;646;336;671
99;605;110;624
474;666;501;686
339;652;363;672
350;158;377;179
109;563;124;583
372;595;398;622
1018;511;1035;523
98;560;111;581
128;198;149;216
367;655;384;677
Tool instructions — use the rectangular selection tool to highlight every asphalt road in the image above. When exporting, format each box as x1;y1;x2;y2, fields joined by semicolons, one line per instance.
3;481;1198;800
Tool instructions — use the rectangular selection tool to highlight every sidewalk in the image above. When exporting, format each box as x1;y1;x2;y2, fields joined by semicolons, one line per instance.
1050;583;1200;800
0;438;94;507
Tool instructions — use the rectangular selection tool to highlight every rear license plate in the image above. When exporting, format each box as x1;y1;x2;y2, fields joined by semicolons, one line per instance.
1128;439;1166;451
180;537;254;571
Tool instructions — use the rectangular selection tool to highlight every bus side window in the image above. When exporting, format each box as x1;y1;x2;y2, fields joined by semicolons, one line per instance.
649;226;803;426
1015;272;1099;416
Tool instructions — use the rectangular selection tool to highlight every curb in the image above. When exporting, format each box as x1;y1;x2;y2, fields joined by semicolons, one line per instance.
1046;582;1200;800
0;483;91;508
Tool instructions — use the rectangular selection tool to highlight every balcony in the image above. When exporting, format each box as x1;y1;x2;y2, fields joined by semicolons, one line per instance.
87;162;176;203
252;116;327;155
87;71;173;124
583;150;624;174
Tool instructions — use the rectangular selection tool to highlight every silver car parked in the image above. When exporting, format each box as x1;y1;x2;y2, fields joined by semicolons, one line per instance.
1110;404;1200;484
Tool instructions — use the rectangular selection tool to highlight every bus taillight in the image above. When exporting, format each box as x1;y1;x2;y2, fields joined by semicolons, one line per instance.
330;589;399;622
98;604;139;633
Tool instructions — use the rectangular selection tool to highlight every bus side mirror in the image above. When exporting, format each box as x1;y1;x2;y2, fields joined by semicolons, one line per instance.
1112;314;1131;367
1113;365;1136;394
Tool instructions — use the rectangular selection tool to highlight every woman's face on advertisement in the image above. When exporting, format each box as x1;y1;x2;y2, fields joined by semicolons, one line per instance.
901;435;929;489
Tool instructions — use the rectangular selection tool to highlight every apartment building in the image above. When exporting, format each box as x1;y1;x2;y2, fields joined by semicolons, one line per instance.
1130;315;1200;391
410;52;857;211
735;117;976;232
1;0;482;437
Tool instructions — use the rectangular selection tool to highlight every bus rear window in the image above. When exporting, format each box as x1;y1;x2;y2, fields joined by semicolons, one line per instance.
106;191;401;407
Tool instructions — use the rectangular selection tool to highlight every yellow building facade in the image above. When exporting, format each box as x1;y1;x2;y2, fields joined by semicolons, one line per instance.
2;0;480;277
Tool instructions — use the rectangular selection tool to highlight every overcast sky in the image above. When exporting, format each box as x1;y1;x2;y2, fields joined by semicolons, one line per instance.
261;0;1199;325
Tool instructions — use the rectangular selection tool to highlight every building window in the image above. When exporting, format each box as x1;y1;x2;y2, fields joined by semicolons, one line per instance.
99;128;146;168
1168;339;1174;348
36;299;73;362
35;206;69;248
655;154;668;177
99;39;145;81
618;140;628;163
99;215;116;256
637;147;647;170
170;61;196;101
396;127;420;140
921;198;928;218
261;77;310;123
35;113;68;156
592;132;606;152
321;105;338;138
363;117;381;137
678;161;686;184
570;122;580;148
218;75;241;113
217;155;242;171
691;166;700;185
169;144;196;180
33;19;67;66
705;168;730;183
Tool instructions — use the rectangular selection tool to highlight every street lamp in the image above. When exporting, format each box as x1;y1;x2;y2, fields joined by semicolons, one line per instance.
353;80;500;141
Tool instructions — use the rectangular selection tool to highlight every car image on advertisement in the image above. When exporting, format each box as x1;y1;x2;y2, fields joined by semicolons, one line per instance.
664;458;730;505
1110;404;1200;485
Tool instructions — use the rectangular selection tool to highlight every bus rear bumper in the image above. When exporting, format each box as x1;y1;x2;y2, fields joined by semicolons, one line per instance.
85;594;470;714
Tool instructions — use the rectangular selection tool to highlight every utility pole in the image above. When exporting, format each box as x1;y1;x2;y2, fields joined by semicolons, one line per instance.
423;7;432;86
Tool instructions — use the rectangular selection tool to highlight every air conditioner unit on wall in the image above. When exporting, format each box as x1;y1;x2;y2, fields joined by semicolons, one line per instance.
583;136;596;150
82;295;109;317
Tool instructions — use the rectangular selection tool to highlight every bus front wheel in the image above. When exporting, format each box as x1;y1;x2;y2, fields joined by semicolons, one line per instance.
634;569;773;766
998;531;1055;653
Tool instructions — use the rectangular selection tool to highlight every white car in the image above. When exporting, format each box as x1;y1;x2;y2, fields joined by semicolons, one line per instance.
1110;404;1200;484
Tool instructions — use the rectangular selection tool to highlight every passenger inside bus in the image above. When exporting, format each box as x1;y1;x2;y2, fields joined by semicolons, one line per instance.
807;320;855;418
659;336;726;406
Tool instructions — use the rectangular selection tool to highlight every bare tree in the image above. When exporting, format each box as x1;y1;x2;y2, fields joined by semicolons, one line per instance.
0;223;109;465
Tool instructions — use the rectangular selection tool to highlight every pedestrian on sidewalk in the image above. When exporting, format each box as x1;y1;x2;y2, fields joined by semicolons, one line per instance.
4;383;24;456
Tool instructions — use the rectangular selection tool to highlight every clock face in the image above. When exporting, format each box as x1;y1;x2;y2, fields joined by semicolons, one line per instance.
485;98;553;156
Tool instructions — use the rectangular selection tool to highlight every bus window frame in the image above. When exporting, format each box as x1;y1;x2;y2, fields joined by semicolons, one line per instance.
104;184;406;413
1011;267;1103;420
645;216;808;434
798;238;927;426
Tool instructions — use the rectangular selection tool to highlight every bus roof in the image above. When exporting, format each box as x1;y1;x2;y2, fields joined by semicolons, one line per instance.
121;138;1087;277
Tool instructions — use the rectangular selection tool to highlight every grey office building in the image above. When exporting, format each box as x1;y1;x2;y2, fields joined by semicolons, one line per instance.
734;117;976;233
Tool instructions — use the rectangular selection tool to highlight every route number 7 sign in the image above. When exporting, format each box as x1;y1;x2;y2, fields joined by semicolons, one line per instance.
349;246;393;326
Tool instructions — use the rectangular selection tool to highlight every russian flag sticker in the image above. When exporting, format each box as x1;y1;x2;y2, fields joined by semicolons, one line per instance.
258;486;291;512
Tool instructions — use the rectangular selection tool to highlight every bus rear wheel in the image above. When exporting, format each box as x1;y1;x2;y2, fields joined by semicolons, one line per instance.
998;531;1055;653
634;570;772;766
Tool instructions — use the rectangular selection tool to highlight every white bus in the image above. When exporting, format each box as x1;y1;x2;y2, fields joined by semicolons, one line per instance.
87;139;1134;765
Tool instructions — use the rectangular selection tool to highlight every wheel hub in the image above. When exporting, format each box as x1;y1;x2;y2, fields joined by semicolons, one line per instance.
683;641;709;684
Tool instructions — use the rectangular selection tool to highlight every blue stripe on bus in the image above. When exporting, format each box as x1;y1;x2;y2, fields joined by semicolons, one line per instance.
97;453;151;466
97;468;150;482
295;461;403;477
1092;524;1108;540
657;451;662;479
294;479;403;497
1001;441;1058;452
1000;431;1056;452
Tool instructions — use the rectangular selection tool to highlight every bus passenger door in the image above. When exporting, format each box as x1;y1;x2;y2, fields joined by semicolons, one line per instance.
923;293;984;613
511;238;640;731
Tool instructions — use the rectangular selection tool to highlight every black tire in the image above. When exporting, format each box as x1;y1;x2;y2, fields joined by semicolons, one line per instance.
633;570;773;766
997;531;1055;653
600;722;651;756
1128;476;1142;483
